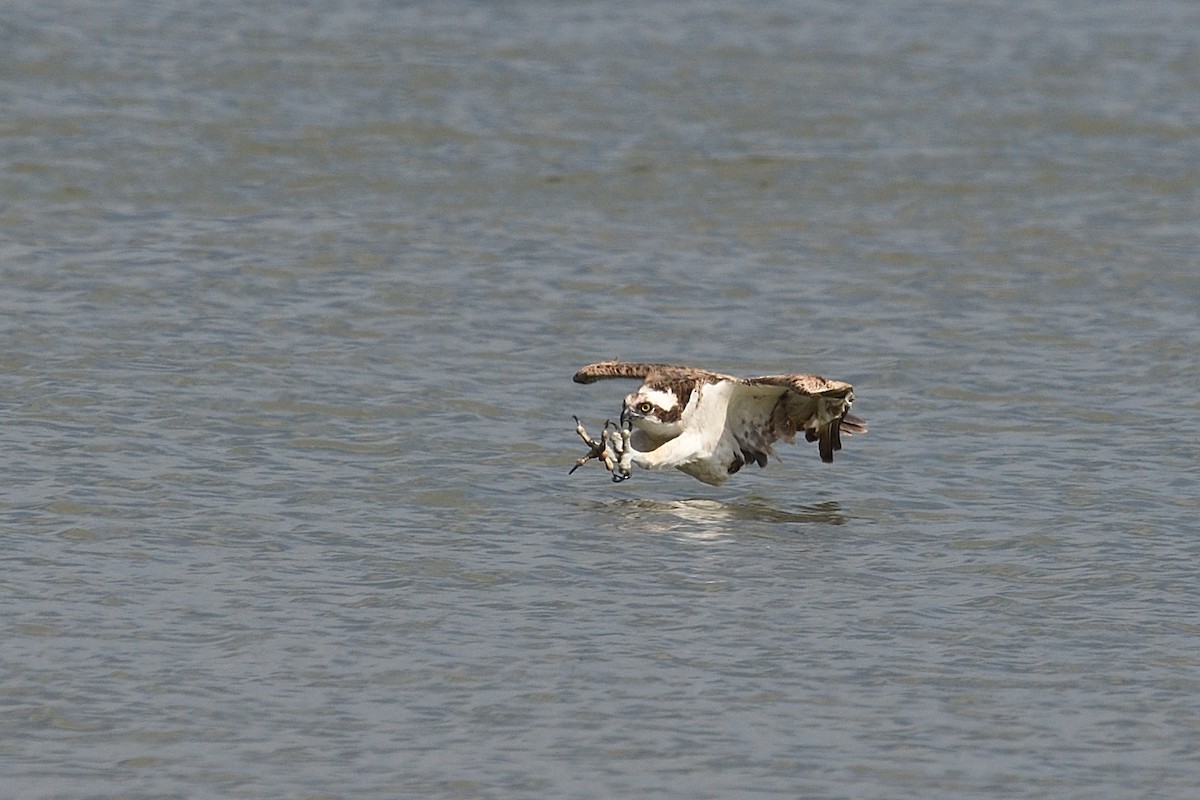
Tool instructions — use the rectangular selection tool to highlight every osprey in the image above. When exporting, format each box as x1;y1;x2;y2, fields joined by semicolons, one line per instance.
570;360;866;486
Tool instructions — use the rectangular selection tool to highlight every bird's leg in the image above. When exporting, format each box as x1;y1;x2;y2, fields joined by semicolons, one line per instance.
609;418;633;482
601;420;623;477
570;416;614;475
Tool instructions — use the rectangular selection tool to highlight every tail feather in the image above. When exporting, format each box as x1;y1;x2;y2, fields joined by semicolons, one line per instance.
840;412;867;435
819;412;867;463
819;423;835;463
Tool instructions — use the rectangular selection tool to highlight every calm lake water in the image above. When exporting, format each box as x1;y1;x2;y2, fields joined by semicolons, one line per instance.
3;1;1199;798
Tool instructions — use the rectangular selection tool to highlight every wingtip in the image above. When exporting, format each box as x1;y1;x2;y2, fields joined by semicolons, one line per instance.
573;359;662;384
572;359;616;384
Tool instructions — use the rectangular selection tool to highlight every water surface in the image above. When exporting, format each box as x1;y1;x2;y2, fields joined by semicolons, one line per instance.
3;1;1199;798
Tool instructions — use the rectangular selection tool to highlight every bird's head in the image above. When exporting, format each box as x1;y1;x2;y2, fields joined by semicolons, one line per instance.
620;387;686;437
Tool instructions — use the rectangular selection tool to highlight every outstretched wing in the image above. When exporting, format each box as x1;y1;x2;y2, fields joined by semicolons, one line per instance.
573;359;731;384
728;374;867;465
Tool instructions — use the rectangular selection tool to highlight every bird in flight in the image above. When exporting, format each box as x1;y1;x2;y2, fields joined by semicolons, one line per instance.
570;360;866;485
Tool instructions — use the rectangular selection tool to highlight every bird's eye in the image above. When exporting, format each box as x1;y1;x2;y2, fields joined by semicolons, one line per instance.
637;402;654;414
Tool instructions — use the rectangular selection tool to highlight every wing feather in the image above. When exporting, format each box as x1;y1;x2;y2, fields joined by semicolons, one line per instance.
573;359;731;384
735;374;867;464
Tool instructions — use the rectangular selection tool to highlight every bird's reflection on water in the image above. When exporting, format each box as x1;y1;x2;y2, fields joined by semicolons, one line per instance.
572;494;845;538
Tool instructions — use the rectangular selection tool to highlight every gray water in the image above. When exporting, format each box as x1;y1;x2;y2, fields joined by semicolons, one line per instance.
3;1;1199;798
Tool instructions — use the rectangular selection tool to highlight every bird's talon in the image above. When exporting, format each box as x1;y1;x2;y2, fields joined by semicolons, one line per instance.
571;415;635;482
572;416;629;479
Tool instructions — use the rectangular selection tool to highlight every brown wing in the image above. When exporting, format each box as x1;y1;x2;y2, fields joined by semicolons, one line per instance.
573;359;732;384
740;374;866;463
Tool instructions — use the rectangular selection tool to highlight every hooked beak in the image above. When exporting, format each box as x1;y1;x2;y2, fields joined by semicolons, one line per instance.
619;404;632;430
